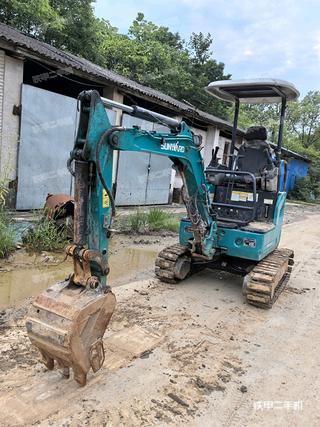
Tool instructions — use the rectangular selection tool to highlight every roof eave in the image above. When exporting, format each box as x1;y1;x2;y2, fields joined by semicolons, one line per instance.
0;25;238;132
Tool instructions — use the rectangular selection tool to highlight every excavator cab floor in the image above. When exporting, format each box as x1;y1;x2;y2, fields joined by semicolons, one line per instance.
26;280;116;386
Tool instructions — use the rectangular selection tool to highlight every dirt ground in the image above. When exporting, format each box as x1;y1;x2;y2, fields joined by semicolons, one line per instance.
0;202;320;426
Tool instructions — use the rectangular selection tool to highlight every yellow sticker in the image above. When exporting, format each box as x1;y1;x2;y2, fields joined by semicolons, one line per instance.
231;191;256;202
102;189;109;208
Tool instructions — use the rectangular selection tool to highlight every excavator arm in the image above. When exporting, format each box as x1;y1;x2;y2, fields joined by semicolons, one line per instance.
73;90;216;259
26;90;218;386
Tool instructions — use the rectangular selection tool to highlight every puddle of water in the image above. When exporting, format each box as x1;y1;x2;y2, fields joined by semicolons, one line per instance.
0;244;157;310
11;221;34;243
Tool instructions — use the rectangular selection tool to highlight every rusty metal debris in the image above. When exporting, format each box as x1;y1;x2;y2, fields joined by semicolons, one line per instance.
44;193;74;219
44;193;74;239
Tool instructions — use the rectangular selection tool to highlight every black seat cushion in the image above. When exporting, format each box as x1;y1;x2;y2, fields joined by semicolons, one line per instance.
237;141;275;177
245;126;268;141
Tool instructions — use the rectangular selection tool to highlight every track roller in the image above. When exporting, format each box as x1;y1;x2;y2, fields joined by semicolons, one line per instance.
155;244;191;284
242;248;294;309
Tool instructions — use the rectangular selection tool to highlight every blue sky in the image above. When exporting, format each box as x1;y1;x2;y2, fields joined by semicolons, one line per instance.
95;0;320;97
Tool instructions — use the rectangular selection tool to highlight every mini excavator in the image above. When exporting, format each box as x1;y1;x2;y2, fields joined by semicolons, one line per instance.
26;79;299;386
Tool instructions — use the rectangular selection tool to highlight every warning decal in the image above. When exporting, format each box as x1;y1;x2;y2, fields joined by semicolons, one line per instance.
231;191;256;202
102;189;110;208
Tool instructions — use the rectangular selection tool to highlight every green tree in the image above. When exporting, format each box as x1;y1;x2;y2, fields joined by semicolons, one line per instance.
0;0;115;64
186;32;230;117
0;0;62;36
43;0;117;64
0;5;230;117
101;14;230;118
101;13;192;96
128;12;182;49
238;104;280;142
238;92;320;201
286;91;320;148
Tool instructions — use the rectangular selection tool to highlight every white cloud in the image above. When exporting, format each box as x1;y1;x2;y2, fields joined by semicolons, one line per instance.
179;0;320;93
314;32;320;60
95;0;320;94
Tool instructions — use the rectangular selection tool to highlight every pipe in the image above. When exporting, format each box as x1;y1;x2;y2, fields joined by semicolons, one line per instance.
100;96;180;129
131;105;180;128
229;98;240;169
100;97;134;114
276;97;287;159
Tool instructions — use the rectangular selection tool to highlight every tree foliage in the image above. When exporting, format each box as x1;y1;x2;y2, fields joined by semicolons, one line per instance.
0;0;62;36
0;3;230;117
1;1;319;200
239;93;320;201
100;13;230;117
286;91;320;149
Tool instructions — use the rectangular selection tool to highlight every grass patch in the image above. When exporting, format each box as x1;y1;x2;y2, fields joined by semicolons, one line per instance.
23;211;68;252
120;208;180;233
0;208;15;258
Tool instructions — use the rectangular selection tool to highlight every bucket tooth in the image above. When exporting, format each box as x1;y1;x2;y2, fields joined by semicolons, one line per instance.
26;280;116;386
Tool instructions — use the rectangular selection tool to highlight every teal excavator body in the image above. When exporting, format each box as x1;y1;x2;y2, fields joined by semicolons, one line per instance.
26;80;298;386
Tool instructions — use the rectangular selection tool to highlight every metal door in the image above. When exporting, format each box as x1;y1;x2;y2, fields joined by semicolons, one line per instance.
16;85;116;209
145;123;172;204
116;115;172;206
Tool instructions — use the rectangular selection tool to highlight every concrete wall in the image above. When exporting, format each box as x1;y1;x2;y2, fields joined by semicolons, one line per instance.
0;52;238;206
173;125;221;192
202;126;220;167
0;50;4;168
103;87;123;186
0;52;23;205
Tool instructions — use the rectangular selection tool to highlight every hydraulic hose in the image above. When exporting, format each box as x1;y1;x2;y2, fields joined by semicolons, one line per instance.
95;126;124;222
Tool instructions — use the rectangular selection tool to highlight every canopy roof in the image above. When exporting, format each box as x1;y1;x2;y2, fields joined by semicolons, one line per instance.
205;79;300;104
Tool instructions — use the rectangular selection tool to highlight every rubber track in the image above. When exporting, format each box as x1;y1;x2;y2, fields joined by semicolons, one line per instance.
243;248;294;309
155;244;190;284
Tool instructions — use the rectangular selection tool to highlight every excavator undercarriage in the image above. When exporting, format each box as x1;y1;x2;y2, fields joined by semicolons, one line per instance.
155;245;294;309
243;248;294;308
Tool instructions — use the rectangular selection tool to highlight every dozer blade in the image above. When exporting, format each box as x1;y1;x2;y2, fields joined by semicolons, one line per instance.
242;248;294;309
26;280;116;386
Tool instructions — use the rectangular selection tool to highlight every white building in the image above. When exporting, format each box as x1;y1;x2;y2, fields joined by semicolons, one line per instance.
0;22;243;209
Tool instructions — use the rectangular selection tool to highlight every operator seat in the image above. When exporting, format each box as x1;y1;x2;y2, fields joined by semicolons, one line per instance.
236;126;277;184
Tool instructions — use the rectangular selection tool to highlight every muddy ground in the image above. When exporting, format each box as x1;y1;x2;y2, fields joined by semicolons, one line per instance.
0;202;319;426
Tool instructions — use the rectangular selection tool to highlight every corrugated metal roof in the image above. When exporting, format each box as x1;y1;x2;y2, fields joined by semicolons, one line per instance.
0;22;233;129
269;142;311;163
0;23;310;163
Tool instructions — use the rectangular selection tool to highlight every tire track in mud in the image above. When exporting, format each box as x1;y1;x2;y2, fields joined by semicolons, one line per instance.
1;214;320;426
195;215;320;427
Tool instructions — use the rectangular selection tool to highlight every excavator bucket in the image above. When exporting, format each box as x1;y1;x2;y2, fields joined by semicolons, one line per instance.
26;152;116;386
26;280;116;386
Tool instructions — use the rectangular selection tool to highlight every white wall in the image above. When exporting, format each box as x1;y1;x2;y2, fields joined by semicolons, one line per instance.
0;53;23;181
173;125;220;190
103;87;124;185
0;54;239;205
0;50;4;174
201;126;220;167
